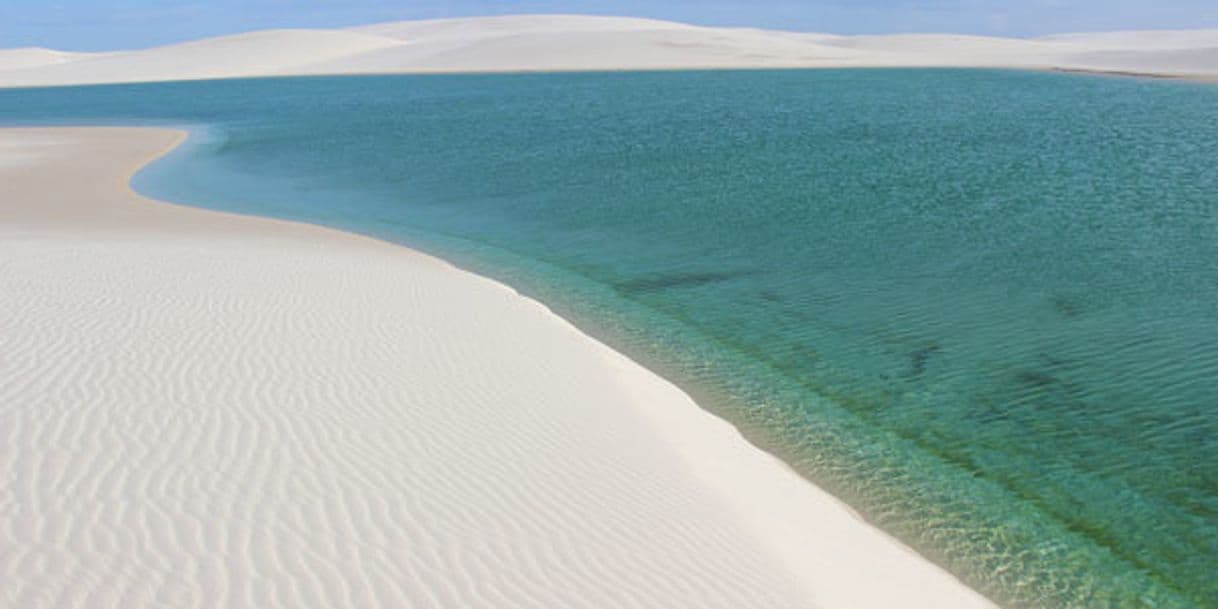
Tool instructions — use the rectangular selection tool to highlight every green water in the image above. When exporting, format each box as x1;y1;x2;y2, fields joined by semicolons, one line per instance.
3;69;1216;608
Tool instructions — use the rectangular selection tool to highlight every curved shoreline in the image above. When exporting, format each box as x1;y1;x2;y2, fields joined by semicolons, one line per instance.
0;126;997;608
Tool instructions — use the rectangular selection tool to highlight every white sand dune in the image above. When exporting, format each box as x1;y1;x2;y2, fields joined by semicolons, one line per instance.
0;48;88;71
1066;47;1218;75
348;15;702;40
1;127;999;608
0;29;404;87
810;34;1077;67
0;14;1216;88
304;27;868;75
1039;29;1218;50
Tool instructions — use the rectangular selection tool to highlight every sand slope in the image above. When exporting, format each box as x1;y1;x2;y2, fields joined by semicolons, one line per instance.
1039;29;1218;50
0;48;88;71
348;14;701;40
0;15;1216;87
0;30;404;87
0;128;999;608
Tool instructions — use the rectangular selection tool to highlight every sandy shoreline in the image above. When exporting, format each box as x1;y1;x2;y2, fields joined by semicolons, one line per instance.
0;127;1000;608
0;16;1215;88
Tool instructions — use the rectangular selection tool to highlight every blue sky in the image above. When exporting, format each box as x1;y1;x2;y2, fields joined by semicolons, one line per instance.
3;1;1216;51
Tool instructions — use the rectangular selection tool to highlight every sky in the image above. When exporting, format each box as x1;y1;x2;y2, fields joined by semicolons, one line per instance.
2;0;1216;51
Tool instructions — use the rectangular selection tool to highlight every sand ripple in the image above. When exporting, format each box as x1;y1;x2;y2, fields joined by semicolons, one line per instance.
2;233;832;608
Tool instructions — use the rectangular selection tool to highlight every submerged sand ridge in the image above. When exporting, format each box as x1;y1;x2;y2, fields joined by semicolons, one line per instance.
0;15;1216;87
0;127;999;607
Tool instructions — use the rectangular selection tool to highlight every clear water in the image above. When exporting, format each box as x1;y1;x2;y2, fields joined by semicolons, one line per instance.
2;69;1216;609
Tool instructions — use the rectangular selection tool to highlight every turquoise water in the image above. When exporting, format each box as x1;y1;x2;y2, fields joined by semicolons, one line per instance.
2;69;1216;608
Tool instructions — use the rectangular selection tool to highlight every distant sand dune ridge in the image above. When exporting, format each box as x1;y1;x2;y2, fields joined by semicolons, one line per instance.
0;15;1216;88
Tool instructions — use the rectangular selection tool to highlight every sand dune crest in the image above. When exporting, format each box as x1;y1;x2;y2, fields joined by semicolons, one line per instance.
1;15;1216;88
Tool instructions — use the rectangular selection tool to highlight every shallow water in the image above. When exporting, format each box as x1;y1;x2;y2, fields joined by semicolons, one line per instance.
3;69;1216;608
